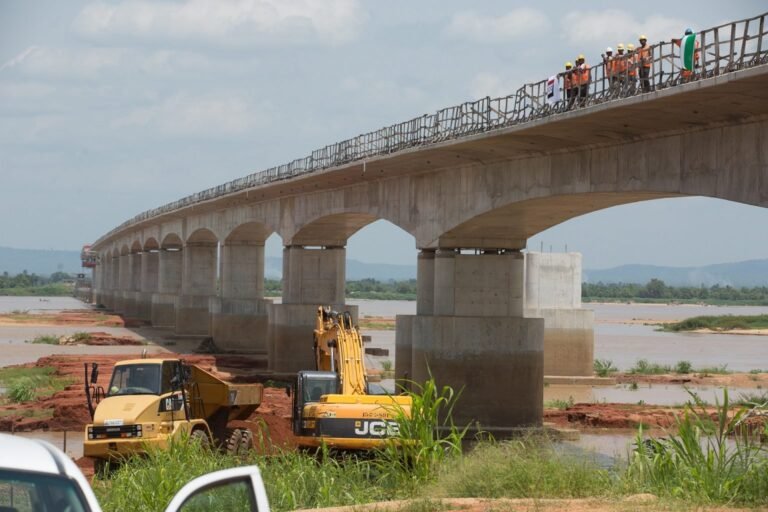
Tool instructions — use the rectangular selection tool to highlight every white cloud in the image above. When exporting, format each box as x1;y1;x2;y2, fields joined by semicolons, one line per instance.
111;92;269;137
562;10;687;47
445;8;549;43
73;0;366;46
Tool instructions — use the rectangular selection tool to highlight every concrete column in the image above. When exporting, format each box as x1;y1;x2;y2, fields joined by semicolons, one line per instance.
151;248;182;328
270;245;356;372
398;248;543;433
92;260;103;307
101;258;113;309
416;249;435;315
524;252;594;377
122;252;142;318
397;249;434;383
137;250;159;321
176;241;217;335
211;241;271;352
113;254;130;313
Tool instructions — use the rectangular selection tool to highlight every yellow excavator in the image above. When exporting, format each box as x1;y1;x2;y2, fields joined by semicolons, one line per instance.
83;358;263;467
291;307;412;449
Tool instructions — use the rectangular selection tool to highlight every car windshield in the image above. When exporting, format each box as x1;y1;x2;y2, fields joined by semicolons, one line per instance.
107;364;161;396
0;469;89;512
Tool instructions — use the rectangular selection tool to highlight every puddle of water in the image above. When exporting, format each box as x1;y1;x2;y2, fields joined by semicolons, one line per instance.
10;431;84;459
545;383;759;406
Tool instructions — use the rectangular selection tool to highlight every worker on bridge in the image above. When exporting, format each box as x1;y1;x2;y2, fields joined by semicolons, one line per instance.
575;54;590;103
562;61;575;107
626;43;638;92
672;28;700;82
637;34;653;92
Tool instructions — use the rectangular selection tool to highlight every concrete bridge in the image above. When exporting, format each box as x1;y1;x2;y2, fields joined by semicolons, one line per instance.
89;14;768;431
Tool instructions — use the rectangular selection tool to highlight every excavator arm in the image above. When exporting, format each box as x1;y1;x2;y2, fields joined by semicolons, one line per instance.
313;307;367;395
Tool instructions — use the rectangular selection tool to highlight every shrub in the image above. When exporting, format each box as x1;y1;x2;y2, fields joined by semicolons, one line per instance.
674;360;692;374
593;359;617;377
381;359;393;372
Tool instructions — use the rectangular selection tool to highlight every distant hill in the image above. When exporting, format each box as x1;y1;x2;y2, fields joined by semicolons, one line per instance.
584;259;768;287
0;246;81;276
265;257;415;281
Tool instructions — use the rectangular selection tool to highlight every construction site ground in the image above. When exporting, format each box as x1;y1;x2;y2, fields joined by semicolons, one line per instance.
1;305;766;507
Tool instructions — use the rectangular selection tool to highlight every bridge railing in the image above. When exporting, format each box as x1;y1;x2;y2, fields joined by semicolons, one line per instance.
94;11;768;247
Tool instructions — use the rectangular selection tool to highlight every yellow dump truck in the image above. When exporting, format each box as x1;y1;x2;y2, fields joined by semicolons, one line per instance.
292;307;412;449
83;358;262;465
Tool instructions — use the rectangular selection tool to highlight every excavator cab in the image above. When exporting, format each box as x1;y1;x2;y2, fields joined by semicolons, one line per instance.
291;371;339;436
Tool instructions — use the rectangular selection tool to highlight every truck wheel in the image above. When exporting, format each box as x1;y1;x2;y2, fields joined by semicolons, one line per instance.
226;428;243;455
239;429;254;453
191;428;211;449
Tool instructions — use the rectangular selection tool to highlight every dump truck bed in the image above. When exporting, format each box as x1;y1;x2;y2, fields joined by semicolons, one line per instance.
189;365;263;423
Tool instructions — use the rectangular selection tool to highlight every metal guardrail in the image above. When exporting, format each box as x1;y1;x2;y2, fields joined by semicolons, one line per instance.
94;12;768;248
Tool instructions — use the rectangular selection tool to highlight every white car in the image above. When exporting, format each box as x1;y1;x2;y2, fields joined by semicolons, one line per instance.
0;433;271;512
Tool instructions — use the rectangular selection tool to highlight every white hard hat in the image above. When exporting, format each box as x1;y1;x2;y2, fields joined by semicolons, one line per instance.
606;47;613;53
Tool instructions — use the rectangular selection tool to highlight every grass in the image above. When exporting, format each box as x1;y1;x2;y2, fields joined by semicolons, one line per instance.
625;389;768;505
593;359;617;377
661;314;768;332
28;334;60;344
429;437;614;500
626;359;730;376
71;331;93;342
629;359;671;375
544;397;574;410
91;383;768;511
0;366;72;403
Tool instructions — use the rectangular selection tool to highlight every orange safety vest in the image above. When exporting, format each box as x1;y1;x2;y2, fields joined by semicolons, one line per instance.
627;54;638;77
637;45;651;68
564;69;573;89
579;63;590;84
612;54;627;74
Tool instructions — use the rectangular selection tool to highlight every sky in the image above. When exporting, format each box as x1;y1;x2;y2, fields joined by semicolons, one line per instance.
1;0;766;270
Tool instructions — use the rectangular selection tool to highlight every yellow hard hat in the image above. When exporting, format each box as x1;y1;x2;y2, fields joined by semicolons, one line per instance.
627;43;635;50
577;54;585;60
565;61;573;68
617;43;625;50
639;34;647;40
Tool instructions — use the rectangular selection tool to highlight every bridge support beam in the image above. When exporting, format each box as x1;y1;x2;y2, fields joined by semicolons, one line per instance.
210;241;271;352
397;248;544;432
270;245;357;372
138;250;159;322
176;241;216;335
524;252;594;377
152;248;181;328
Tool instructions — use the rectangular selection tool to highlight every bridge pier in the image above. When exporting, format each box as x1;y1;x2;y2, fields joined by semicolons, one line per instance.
270;245;357;372
151;247;181;328
176;240;216;335
210;240;271;352
122;250;141;318
397;248;544;432
524;252;594;377
137;248;159;322
113;253;129;313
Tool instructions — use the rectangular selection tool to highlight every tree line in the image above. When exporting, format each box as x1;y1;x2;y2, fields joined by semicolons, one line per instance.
0;271;73;296
583;278;768;303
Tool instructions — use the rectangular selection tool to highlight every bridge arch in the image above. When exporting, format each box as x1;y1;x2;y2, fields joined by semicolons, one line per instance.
143;237;159;251
287;211;414;247
429;191;679;250
161;233;183;249
186;228;218;245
